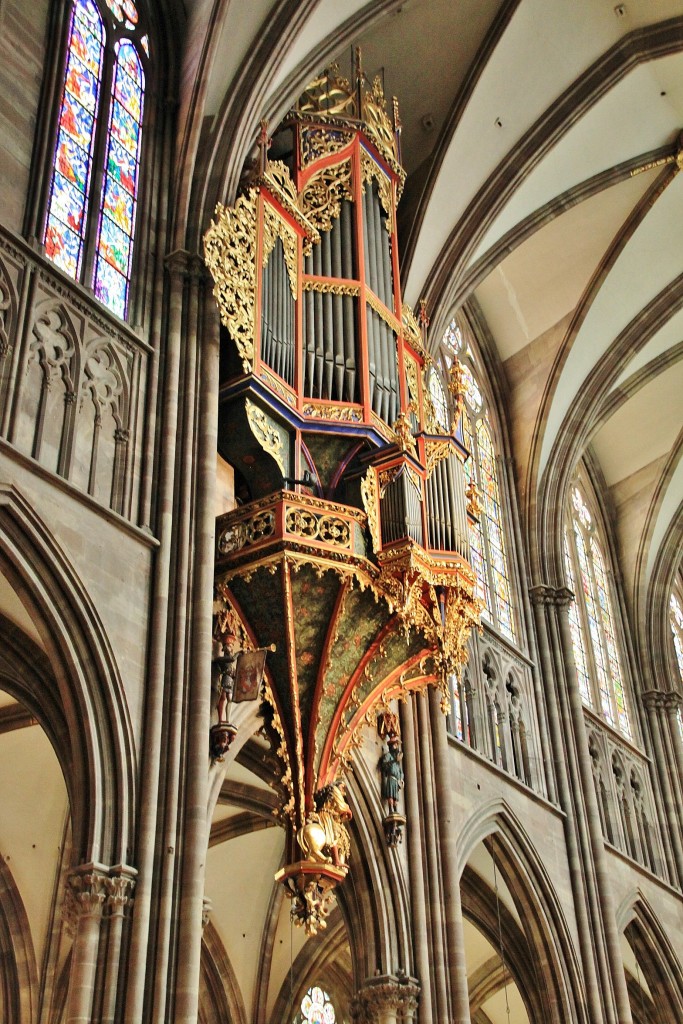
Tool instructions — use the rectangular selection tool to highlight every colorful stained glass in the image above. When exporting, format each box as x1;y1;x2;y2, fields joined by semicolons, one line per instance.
592;539;630;737
572;486;592;529
428;368;449;430
443;317;462;353
565;534;591;704
461;363;483;413
671;593;683;684
94;255;127;318
477;419;515;642
105;0;139;24
44;0;104;279
94;38;144;317
300;986;336;1024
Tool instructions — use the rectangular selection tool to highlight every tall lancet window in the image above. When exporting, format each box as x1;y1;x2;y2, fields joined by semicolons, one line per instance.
565;484;632;739
436;317;516;643
43;0;148;319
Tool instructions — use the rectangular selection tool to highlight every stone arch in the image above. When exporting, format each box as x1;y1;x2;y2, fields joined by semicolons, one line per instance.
618;893;683;1024
458;798;587;1024
0;855;37;1024
198;920;248;1024
0;484;135;866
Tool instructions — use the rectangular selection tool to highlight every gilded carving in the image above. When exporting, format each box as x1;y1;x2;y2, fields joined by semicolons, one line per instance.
303;402;364;422
204;193;258;372
404;354;420;411
424;439;452;479
245;398;286;474
392;407;417;458
302;279;360;298
297;63;357;119
366;288;399;332
402;303;424;354
301;126;354;167
360;467;380;554
262;204;297;296
300;158;353;234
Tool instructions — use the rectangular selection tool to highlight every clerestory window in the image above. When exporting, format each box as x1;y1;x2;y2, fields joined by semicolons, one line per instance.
42;0;148;319
564;483;632;739
295;985;336;1024
435;317;517;644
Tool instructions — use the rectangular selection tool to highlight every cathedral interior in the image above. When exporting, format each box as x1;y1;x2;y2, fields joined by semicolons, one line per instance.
0;1;683;1022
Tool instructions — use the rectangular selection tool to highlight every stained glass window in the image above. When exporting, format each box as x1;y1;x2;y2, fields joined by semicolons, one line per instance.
298;986;336;1024
44;0;146;319
438;318;516;643
428;367;449;430
93;40;144;317
671;592;683;684
566;484;632;738
564;534;591;705
44;0;104;278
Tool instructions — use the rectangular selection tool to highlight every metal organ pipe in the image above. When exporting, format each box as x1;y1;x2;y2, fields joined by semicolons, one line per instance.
321;229;334;398
340;201;357;403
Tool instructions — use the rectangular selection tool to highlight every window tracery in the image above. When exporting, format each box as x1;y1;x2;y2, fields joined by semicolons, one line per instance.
43;0;147;319
297;986;336;1024
437;317;516;643
565;483;632;739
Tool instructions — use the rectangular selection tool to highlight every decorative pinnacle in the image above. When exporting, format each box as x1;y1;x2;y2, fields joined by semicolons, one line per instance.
258;119;269;174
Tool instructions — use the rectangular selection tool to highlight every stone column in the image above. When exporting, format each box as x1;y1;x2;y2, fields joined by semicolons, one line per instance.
664;691;683;796
529;586;604;1024
428;687;471;1024
100;867;136;1024
64;864;108;1024
554;587;632;1024
641;690;683;885
400;700;434;1023
351;975;420;1024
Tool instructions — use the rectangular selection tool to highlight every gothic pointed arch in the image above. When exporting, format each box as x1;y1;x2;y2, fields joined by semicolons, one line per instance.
618;894;683;1024
0;483;135;865
458;799;587;1024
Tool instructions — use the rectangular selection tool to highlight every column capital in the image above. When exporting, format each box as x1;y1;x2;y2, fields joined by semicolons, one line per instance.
529;584;574;607
104;865;137;918
351;974;420;1023
642;689;682;713
65;863;109;929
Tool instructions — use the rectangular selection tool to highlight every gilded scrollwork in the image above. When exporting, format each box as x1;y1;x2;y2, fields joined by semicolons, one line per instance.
245;398;286;474
303;402;364;422
297;63;357;118
301;126;354;167
302;279;360;297
361;467;380;554
392;407;417;458
262;204;298;296
401;303;424;353
404;354;420;411
300;158;353;234
366;289;399;333
204;194;258;372
424;439;452;479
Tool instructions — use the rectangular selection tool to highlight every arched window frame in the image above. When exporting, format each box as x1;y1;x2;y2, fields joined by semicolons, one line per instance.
295;985;337;1024
564;474;634;741
38;0;151;321
432;315;519;646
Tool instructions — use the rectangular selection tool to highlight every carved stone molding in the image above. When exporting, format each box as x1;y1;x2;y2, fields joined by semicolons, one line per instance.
641;689;682;713
350;975;420;1024
529;584;574;608
104;866;136;918
66;864;108;925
